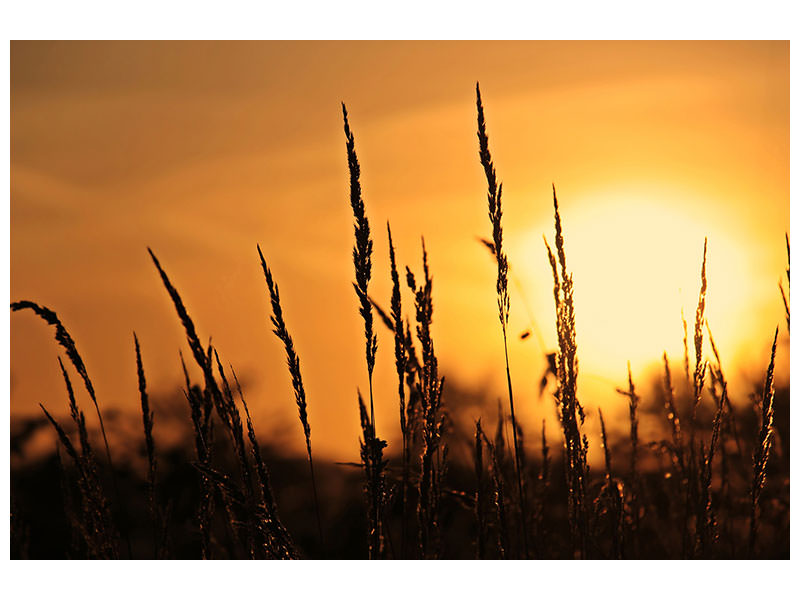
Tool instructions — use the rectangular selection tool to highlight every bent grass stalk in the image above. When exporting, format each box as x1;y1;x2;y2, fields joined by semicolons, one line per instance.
148;249;225;407
257;245;325;552
11;300;131;558
149;247;295;559
11;302;114;467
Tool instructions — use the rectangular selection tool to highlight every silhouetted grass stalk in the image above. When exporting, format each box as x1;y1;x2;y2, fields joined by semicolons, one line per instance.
661;353;685;478
598;408;624;558
407;241;445;558
692;239;709;424
686;239;708;557
748;327;779;556
475;82;529;558
616;362;640;553
149;248;296;559
358;390;387;559
232;367;298;559
474;420;487;559
258;245;325;552
47;359;118;558
385;223;411;558
706;323;742;553
697;381;724;557
10;300;131;557
213;348;259;558
544;184;588;559
342;103;378;429
134;333;162;558
179;351;213;558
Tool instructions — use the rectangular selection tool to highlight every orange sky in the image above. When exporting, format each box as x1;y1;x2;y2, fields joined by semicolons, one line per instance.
10;41;789;462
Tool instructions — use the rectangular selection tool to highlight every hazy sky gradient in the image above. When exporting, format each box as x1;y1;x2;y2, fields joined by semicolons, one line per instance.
11;41;789;461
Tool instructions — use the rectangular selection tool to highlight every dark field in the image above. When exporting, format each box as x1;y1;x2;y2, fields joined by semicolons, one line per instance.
9;380;790;559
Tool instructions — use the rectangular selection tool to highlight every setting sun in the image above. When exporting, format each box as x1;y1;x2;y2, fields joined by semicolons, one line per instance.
515;188;775;377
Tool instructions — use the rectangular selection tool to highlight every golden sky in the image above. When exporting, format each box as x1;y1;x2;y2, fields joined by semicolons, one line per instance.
10;41;789;461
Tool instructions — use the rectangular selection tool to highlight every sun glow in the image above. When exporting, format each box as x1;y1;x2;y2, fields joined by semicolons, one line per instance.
514;187;772;384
